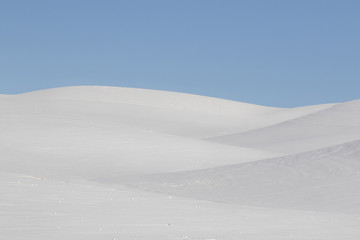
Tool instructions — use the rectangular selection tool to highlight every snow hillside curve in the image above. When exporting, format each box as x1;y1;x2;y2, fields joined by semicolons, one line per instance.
15;86;334;137
1;86;360;240
208;99;360;154
126;139;360;214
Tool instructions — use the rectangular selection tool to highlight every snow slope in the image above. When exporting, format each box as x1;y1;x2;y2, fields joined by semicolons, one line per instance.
209;100;360;154
2;172;360;240
1;88;284;177
1;86;359;240
128;139;360;214
16;86;334;138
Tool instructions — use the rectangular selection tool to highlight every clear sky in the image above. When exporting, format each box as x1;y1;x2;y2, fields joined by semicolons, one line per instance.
0;0;359;107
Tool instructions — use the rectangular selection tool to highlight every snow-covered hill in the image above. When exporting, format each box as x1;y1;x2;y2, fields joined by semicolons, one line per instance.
14;86;334;138
1;86;360;240
208;100;360;154
128;139;360;214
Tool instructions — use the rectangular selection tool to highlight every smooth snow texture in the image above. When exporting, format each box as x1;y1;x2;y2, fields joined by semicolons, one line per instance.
15;86;334;137
129;139;360;214
1;86;360;240
209;100;360;154
2;172;360;240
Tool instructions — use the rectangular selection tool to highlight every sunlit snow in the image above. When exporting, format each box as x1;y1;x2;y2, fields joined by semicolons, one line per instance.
1;86;360;239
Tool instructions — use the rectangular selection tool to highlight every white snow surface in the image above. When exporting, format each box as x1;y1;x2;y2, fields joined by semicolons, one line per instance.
208;100;360;154
1;86;360;240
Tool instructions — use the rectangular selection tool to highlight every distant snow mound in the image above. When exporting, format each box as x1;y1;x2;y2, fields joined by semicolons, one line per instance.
208;99;360;153
19;86;275;115
295;99;360;126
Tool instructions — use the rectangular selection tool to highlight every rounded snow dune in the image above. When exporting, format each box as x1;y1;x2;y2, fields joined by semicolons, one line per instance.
12;86;334;138
0;86;340;178
209;100;360;154
1;86;360;240
18;86;275;115
0;98;280;178
128;139;360;214
0;126;279;179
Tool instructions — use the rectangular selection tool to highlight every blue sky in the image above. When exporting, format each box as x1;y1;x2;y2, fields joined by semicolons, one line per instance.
1;0;359;107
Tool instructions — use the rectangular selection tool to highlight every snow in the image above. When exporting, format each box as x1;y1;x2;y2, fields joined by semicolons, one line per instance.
1;86;360;239
129;139;360;214
208;100;360;154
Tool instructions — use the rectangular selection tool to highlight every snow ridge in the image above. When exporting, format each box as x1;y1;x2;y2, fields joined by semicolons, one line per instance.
1;86;360;240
